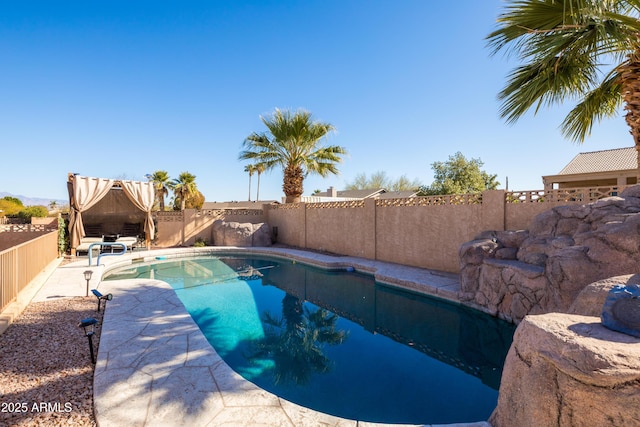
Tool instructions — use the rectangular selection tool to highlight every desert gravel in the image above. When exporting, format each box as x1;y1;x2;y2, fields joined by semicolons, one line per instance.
0;297;103;427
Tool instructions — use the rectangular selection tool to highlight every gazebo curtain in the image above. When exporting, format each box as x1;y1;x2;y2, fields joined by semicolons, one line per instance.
68;175;156;250
120;179;155;247
68;176;115;248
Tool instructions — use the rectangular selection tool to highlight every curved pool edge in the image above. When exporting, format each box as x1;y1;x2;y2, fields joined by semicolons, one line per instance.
99;246;465;306
91;247;493;427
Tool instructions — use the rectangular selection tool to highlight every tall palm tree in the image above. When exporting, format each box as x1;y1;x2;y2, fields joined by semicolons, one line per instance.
255;163;265;201
170;171;197;211
487;0;640;174
239;109;347;203
150;170;171;211
244;164;256;201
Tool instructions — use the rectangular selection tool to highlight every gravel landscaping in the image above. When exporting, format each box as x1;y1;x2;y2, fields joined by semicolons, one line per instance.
0;297;103;427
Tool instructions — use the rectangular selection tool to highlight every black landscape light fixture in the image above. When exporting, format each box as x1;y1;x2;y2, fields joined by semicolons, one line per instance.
83;270;93;297
78;317;98;364
91;289;113;312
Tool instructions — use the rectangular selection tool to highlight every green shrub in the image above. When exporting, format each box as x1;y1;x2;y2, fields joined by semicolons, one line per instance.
194;237;208;247
17;205;48;221
58;216;68;255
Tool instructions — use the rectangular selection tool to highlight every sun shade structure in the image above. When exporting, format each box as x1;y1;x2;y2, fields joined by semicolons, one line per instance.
67;174;155;252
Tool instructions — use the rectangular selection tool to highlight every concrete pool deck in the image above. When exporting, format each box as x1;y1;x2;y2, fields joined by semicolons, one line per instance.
33;246;491;427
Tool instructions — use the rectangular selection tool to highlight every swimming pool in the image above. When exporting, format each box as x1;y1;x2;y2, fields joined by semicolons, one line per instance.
105;254;515;424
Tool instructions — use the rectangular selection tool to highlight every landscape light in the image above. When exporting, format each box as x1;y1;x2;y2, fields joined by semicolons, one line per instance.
78;317;98;364
91;289;113;312
83;270;93;297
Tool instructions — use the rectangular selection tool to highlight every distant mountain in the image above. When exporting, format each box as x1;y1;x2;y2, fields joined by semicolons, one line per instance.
0;192;67;207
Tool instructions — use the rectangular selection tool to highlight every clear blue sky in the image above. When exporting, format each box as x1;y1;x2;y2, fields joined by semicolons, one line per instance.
0;1;631;204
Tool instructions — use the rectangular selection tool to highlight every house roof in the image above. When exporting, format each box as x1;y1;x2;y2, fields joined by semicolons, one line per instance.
377;190;418;199
314;188;386;199
557;147;636;175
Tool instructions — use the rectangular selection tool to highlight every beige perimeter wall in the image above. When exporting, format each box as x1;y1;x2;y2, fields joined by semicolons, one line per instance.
155;186;624;274
156;209;267;247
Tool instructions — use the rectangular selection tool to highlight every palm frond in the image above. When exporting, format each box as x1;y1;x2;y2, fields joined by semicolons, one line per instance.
240;108;345;200
489;0;639;128
561;69;623;141
499;54;597;123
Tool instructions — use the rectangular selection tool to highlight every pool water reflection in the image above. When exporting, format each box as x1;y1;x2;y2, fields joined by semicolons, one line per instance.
105;255;515;424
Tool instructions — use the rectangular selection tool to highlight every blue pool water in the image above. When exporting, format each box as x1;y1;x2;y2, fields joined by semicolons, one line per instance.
105;255;515;424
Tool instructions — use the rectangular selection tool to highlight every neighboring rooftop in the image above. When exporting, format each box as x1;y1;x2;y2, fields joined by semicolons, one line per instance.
377;190;419;199
558;147;636;175
312;187;418;200
313;187;386;199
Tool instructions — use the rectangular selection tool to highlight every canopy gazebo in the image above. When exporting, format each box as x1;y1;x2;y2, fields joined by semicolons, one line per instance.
67;174;155;255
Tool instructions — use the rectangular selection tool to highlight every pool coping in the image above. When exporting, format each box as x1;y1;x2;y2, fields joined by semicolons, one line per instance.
47;246;492;427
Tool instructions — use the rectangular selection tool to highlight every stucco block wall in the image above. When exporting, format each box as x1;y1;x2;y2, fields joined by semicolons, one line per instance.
156;209;267;247
376;203;483;272
263;189;620;273
154;186;623;274
304;199;375;259
264;204;305;247
505;203;554;231
155;212;185;247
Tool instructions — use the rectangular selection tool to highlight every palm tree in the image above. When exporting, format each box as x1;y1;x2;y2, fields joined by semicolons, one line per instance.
170;171;197;211
255;163;265;201
239;109;347;203
150;170;171;211
244;164;256;201
487;0;640;174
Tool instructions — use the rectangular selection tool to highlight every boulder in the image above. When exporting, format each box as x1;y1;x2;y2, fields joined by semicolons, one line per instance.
490;313;640;427
212;220;272;247
569;274;640;317
459;185;640;322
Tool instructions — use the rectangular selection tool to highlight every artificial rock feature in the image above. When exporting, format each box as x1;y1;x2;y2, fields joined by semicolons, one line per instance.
459;185;640;323
568;274;640;317
212;220;272;247
489;313;640;427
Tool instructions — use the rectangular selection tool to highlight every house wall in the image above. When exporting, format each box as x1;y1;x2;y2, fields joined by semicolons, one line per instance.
543;170;637;190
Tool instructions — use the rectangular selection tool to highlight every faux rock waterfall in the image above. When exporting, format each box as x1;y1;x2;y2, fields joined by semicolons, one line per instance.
459;185;640;323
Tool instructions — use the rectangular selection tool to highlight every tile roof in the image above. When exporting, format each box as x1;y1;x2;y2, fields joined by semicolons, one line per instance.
314;188;385;199
377;190;418;199
558;147;637;175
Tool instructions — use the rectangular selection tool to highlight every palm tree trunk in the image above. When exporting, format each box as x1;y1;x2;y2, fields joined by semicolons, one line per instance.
283;164;304;203
248;174;252;201
620;48;640;180
256;172;261;201
180;189;186;211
